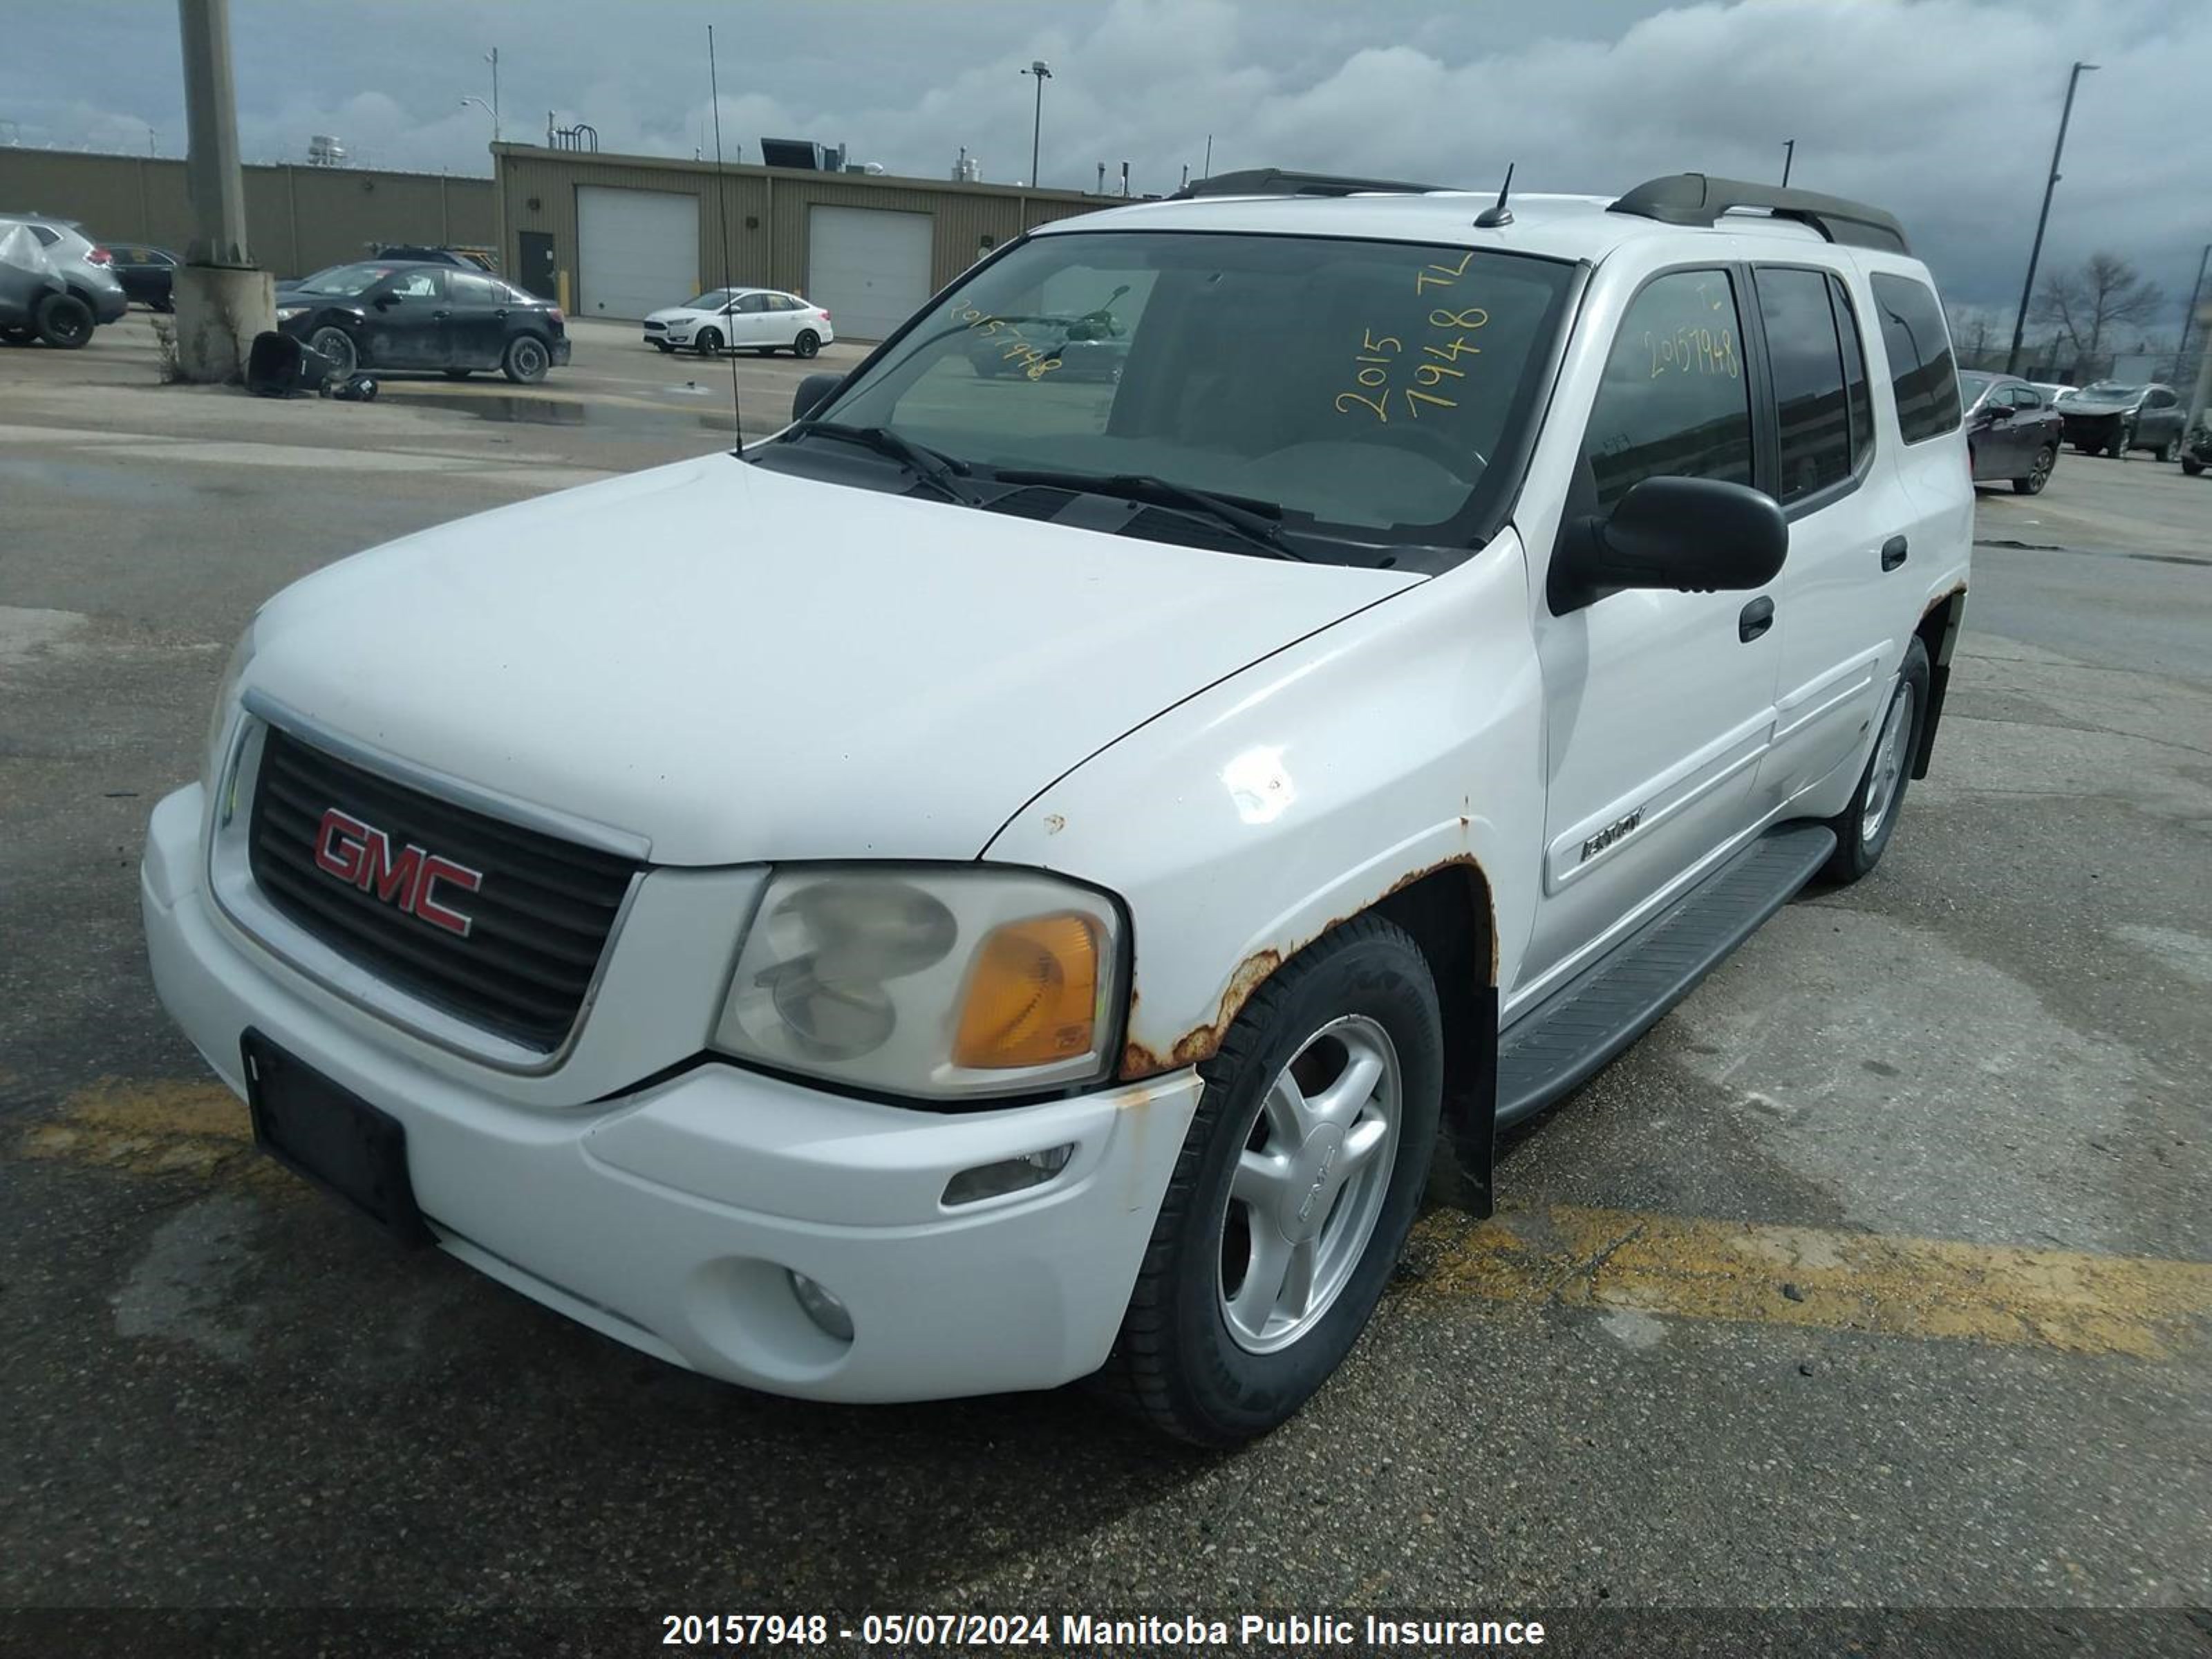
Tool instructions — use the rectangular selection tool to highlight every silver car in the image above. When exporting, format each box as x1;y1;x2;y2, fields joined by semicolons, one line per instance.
0;214;128;335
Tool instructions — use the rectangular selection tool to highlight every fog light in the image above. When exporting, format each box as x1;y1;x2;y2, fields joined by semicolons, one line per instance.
787;1270;854;1343
942;1143;1076;1208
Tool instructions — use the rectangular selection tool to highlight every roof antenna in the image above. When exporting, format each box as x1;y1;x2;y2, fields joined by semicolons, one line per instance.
706;24;744;456
1474;161;1515;229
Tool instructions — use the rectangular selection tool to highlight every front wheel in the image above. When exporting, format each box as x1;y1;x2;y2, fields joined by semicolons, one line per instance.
1094;916;1442;1445
308;324;357;379
794;329;820;359
35;292;94;348
1820;636;1930;884
2183;456;2206;477
502;334;550;384
2012;443;2054;495
653;341;675;354
693;327;722;357
2153;438;2177;463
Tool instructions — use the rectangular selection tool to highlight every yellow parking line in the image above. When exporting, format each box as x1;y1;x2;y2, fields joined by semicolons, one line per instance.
1404;1206;2212;1360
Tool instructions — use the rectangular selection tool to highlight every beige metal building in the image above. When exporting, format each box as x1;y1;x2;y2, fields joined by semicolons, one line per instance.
493;143;1106;337
0;146;492;279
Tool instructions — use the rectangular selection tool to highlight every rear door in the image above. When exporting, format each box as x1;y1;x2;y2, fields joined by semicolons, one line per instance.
442;270;512;367
2141;386;2183;447
1747;263;1900;805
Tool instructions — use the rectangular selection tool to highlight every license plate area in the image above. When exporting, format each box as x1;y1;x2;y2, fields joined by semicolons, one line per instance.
242;1029;431;1246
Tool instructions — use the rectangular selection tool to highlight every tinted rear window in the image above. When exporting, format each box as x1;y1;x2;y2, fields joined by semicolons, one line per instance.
1754;266;1851;503
1871;273;1960;444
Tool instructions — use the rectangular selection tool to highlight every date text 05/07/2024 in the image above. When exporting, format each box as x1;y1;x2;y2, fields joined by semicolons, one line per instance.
659;1611;1548;1648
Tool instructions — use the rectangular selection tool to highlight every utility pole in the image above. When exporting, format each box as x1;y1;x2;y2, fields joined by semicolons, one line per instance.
486;47;501;140
2175;241;2209;378
1021;60;1051;189
1203;134;1212;178
2006;59;2098;377
174;0;272;380
1781;138;1794;187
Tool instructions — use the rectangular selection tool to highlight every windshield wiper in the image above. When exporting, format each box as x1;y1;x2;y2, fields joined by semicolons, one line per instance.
782;421;979;505
991;468;1304;561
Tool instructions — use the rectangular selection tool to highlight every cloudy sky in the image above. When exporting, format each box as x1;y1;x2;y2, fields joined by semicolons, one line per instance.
3;0;2206;321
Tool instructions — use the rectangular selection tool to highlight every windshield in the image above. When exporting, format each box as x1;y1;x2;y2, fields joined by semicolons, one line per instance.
682;289;736;310
292;263;400;297
2081;382;2145;400
803;230;1576;547
1956;371;1995;407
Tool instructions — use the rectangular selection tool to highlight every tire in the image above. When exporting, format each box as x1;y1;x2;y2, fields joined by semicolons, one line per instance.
1820;636;1930;885
2073;442;2096;456
794;329;821;359
0;324;34;346
308;325;357;379
441;368;474;380
694;327;722;357
34;292;94;348
2153;438;2177;463
2183;456;2206;477
1093;915;1443;1445
653;341;675;354
502;334;550;384
2012;443;2055;495
2108;424;2132;459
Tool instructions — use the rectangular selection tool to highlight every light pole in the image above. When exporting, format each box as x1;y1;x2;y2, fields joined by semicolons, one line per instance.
484;47;500;140
1021;59;1051;189
2175;241;2209;377
2006;59;2097;376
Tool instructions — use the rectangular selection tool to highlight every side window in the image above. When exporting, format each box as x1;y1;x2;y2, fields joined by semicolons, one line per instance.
28;225;59;246
1584;269;1752;512
448;272;500;305
735;292;770;314
1754;266;1851;503
2009;386;2041;409
1871;273;1961;444
387;269;442;300
2147;388;2175;409
1828;274;1874;465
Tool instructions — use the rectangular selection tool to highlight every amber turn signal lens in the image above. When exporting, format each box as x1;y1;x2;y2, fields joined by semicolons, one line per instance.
953;914;1100;1069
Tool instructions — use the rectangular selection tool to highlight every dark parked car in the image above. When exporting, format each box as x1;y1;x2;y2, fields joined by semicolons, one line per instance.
274;261;569;383
2059;380;2186;459
1958;371;2063;494
2183;411;2210;477
109;244;180;310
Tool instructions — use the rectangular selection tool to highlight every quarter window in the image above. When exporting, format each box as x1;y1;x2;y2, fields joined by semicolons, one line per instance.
1754;266;1851;503
1871;273;1961;444
1584;270;1752;512
1828;274;1874;467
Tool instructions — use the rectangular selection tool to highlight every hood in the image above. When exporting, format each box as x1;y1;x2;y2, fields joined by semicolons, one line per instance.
646;306;710;324
247;456;1421;866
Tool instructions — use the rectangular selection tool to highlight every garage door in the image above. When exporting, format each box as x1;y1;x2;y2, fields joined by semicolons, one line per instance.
576;185;699;322
805;205;934;341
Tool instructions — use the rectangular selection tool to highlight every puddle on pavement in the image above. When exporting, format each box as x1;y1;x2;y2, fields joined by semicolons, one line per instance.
0;453;238;505
386;392;738;435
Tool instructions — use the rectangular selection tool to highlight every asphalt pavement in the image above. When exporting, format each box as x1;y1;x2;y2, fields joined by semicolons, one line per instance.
2;313;2209;1648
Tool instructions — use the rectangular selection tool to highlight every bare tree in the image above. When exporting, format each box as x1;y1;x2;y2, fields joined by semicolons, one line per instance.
2032;254;2164;360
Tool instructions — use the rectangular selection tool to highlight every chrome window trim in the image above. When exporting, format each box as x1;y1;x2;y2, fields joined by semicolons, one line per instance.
207;709;647;1076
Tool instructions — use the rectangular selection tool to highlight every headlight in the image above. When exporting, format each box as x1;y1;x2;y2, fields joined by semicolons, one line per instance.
715;866;1125;1100
200;617;258;796
275;305;306;321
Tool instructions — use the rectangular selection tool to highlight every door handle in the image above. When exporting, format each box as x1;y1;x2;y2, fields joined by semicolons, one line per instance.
1881;535;1909;571
1738;597;1774;643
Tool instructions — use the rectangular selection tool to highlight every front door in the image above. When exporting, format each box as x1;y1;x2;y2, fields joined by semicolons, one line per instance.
729;290;775;348
364;268;447;368
1521;265;1783;999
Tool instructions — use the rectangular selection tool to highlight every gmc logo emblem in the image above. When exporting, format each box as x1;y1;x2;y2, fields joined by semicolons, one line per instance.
312;807;483;937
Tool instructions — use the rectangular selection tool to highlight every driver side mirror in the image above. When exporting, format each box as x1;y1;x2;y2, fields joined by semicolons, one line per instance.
792;371;844;425
1550;476;1788;613
1985;402;2014;422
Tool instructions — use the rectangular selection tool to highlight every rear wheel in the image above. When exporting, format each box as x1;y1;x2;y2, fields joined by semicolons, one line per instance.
1094;916;1442;1445
502;334;550;384
0;324;35;346
1820;636;1929;884
2153;438;2177;463
794;329;820;359
694;327;722;357
2183;456;2206;476
35;292;93;348
308;324;357;379
2012;443;2055;495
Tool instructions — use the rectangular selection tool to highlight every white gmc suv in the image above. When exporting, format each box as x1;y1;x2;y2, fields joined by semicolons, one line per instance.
142;170;1971;1444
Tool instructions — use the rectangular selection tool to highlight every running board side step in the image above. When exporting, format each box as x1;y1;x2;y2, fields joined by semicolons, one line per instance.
1496;824;1837;1127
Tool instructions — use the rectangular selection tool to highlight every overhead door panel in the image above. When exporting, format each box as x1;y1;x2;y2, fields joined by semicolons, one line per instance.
805;205;932;341
576;186;698;322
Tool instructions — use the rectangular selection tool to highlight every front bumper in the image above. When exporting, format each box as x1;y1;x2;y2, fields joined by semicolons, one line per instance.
141;782;1199;1402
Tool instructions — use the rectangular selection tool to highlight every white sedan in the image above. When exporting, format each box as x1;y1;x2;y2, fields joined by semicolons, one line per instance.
642;288;835;357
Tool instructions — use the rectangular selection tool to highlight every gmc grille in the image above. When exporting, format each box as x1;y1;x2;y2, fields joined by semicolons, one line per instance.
247;726;640;1052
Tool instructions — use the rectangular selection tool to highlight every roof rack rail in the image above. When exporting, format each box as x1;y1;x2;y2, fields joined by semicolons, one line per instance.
1608;173;1909;254
1170;167;1448;201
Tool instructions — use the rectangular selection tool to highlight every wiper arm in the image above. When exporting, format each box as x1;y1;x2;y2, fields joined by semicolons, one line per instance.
784;420;978;505
991;468;1304;561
